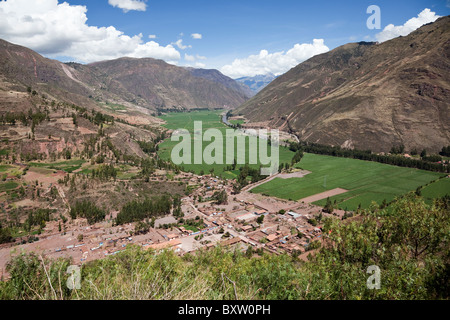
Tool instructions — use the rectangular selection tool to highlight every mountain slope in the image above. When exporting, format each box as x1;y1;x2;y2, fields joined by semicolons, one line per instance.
236;16;450;153
0;39;250;115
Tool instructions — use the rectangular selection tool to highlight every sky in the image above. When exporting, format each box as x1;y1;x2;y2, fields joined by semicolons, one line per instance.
0;0;449;78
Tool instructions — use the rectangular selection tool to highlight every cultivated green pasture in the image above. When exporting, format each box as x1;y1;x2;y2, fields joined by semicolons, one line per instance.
251;153;444;211
157;110;294;176
421;178;450;204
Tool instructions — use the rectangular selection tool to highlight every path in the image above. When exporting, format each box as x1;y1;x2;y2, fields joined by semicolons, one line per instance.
299;188;349;204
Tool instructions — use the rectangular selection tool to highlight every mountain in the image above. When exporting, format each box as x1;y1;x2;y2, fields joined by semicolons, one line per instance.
236;73;277;95
236;16;450;153
187;68;254;98
0;38;250;115
81;58;250;111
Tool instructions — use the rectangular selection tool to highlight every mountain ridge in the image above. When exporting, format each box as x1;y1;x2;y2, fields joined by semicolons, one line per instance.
236;16;450;153
0;39;250;115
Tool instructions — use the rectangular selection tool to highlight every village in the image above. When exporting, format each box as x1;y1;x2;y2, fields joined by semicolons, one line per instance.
0;168;347;278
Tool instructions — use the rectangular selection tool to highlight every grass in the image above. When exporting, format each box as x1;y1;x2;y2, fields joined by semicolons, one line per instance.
421;178;450;204
104;102;127;112
251;153;443;211
29;159;85;173
157;110;294;176
0;165;13;172
229;119;245;126
0;181;19;192
182;225;200;232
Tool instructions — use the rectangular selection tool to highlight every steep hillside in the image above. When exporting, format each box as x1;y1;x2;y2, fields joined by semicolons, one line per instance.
0;39;250;116
236;16;450;152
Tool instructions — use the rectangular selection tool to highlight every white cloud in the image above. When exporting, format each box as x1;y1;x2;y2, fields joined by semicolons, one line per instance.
191;33;202;40
196;54;207;60
172;39;192;50
108;0;147;13
148;34;157;39
220;39;329;78
376;9;440;43
184;53;196;62
194;62;206;68
0;0;180;63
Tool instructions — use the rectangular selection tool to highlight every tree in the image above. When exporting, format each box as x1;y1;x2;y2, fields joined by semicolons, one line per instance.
323;197;334;214
212;190;228;205
256;215;265;224
420;149;427;158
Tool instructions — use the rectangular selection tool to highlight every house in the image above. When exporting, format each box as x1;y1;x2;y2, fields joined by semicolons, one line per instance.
266;234;278;242
287;211;302;219
147;239;182;251
167;234;179;240
221;237;242;247
255;209;268;215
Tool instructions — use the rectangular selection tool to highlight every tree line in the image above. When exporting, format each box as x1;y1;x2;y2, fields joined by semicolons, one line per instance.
289;141;448;173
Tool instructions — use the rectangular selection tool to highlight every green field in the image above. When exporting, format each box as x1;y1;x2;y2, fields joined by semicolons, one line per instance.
29;159;85;173
421;178;450;204
0;165;12;172
0;181;19;192
157;110;446;210
251;153;444;211
229;119;245;126
157;110;294;176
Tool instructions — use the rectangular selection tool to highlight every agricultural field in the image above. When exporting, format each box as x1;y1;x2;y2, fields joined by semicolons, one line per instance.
157;110;294;177
251;153;445;211
421;178;450;205
29;159;86;173
229;119;245;126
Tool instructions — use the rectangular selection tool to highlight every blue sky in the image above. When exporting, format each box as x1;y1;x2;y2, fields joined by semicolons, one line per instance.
0;0;449;78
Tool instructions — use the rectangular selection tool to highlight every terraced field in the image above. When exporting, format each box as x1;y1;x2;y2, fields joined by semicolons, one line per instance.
29;159;85;173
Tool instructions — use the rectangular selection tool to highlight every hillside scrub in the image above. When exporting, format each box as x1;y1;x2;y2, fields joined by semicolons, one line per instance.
0;194;448;300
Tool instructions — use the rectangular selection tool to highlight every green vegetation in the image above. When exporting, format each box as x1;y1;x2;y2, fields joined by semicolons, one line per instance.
104;102;127;112
0;181;19;192
421;178;450;204
70;201;106;225
0;165;12;172
157;110;294;177
229;119;244;126
289;141;448;173
251;153;443;210
29;159;85;173
115;195;172;225
1;195;447;300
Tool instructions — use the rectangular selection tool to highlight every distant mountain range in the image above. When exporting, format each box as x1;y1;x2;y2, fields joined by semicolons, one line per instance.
236;16;450;153
236;73;277;95
0;39;251;114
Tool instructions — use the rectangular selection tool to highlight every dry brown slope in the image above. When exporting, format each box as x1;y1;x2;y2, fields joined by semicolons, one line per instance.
0;39;250;115
237;16;450;152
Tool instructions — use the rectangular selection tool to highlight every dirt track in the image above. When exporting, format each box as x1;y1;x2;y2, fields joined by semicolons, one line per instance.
299;188;348;203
